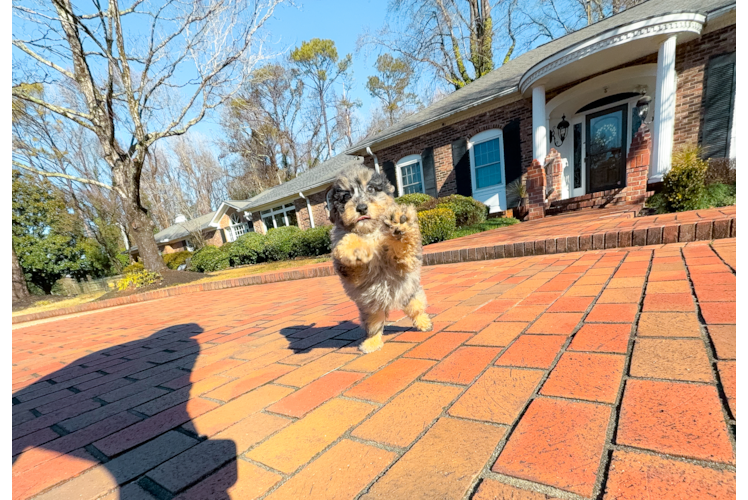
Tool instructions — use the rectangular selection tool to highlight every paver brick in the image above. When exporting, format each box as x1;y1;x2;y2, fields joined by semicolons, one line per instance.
174;459;281;500
540;352;625;403
422;346;501;384
449;367;543;423
586;304;638;323
344;358;435;403
496;335;567;369
642;293;695;312
352;382;462;447
497;305;547;322
717;361;736;419
247;398;374;473
569;324;631;353
526;313;583;334
700;302;736;325
709;325;736;359
604;450;736;500
466;322;527;347
547;296;595;312
202;364;295;402
472;480;563;500
493;397;611;497
636;312;702;337
361;417;505;500
267;371;365;417
266;440;396;500
629;338;713;382
404;332;472;359
343;342;415;372
617;379;734;463
274;353;358;388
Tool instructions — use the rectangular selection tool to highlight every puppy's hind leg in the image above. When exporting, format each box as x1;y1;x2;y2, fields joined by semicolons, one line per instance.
359;309;386;353
404;288;432;332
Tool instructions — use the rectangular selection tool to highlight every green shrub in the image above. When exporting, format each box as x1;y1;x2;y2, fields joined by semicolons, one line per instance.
295;225;332;257
661;147;708;212
116;269;161;291
189;245;230;272
122;262;144;274
431;195;487;227
228;232;266;266
395;193;433;207
644;192;669;214
264;226;301;261
163;250;193;270
701;183;736;208
417;207;456;245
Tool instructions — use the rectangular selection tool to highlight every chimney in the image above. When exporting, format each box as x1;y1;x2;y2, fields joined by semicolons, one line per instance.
174;214;187;224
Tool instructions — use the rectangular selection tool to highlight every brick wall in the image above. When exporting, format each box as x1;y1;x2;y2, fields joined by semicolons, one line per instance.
251;211;264;233
544;149;564;203
293;192;331;230
368;100;533;197
526;159;546;220
204;229;223;247
673;24;736;150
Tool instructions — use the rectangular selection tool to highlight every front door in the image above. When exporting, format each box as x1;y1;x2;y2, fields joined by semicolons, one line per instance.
586;104;627;193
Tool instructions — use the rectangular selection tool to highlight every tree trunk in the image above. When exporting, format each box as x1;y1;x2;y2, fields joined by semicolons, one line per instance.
320;89;333;158
12;245;30;301
113;160;168;272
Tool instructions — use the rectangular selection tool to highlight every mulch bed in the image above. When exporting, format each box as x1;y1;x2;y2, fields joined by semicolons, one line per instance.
95;270;205;301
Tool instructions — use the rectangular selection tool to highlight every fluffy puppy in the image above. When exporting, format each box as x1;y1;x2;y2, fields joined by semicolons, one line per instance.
328;165;432;353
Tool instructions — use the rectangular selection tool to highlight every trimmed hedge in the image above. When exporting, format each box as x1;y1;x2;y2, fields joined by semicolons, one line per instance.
395;193;433;206
163;250;192;270
417;207;456;245
228;232;266;266
189;245;230;272
417;194;487;227
264;226;302;261
295;225;332;257
122;262;144;274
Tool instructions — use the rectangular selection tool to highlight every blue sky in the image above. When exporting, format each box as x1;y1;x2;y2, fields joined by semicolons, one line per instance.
193;0;390;139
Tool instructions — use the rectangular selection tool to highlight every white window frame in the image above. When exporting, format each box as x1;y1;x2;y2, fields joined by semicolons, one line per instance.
468;129;507;212
225;212;251;242
260;203;297;232
395;154;425;197
185;239;195;252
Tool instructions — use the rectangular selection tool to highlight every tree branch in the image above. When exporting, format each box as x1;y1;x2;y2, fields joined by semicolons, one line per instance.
13;160;119;193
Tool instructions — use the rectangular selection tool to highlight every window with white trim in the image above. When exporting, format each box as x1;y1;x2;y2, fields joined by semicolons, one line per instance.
469;130;504;190
395;155;425;196
185;239;195;252
260;203;297;232
225;212;252;242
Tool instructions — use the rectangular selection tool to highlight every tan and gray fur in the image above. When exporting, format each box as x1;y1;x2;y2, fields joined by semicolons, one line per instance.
328;165;432;353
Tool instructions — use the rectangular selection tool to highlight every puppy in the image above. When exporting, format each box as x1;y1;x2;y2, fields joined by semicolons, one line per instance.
328;165;433;353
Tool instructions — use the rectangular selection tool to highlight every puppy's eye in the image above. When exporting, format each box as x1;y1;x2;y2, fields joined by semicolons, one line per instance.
341;192;351;202
367;186;376;194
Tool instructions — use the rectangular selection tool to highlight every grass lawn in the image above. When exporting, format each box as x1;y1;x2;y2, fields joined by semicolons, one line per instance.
450;217;520;239
191;256;330;284
12;292;107;317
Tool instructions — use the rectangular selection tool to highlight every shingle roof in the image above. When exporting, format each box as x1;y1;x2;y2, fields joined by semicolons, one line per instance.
243;154;364;210
346;0;734;155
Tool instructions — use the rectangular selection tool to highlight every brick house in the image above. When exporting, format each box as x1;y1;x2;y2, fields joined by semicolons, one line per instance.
345;0;735;219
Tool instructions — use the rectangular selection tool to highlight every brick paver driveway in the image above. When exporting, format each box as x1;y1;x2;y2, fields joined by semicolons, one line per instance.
12;239;736;499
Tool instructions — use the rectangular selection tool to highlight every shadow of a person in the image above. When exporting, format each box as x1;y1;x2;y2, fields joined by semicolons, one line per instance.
12;323;237;500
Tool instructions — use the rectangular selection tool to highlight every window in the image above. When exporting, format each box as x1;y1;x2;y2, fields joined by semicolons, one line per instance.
185;239;195;252
396;155;425;196
261;203;297;232
226;212;251;242
469;130;505;191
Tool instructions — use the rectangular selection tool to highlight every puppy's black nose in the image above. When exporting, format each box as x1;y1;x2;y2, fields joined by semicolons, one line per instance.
356;204;368;214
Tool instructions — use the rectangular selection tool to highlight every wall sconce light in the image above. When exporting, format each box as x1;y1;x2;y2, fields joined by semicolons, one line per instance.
549;115;570;147
636;95;652;124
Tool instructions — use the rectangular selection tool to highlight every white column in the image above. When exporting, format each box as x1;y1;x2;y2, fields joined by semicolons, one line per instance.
651;35;677;182
532;85;547;162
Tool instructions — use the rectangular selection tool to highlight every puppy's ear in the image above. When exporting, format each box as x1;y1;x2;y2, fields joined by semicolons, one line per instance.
371;171;395;196
325;186;337;224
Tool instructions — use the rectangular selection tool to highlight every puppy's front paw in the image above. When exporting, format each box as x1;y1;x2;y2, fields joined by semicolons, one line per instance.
412;314;433;332
383;204;417;240
333;243;373;267
359;333;384;353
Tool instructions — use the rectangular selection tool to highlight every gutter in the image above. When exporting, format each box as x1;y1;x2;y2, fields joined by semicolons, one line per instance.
298;192;315;228
366;147;381;174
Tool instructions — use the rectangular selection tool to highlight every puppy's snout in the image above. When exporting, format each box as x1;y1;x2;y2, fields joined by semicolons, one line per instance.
356;203;368;215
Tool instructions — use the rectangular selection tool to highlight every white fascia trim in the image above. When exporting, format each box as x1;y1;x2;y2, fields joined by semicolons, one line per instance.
208;203;231;228
706;3;736;22
245;183;334;214
519;13;705;94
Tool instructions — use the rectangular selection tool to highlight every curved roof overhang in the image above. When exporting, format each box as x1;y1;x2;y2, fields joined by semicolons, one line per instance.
518;13;705;96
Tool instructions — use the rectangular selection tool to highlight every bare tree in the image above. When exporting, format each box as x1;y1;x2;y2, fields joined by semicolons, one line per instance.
366;53;420;127
360;0;498;91
12;0;285;271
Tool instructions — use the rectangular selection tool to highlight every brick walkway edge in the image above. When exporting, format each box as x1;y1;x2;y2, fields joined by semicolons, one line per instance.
13;215;736;325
